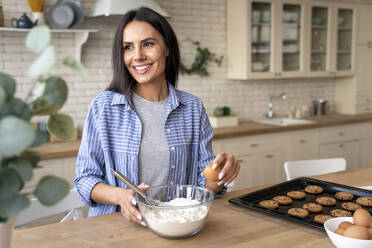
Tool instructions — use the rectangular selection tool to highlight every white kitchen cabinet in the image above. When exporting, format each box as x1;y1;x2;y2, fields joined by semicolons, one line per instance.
227;0;356;80
334;4;372;115
227;0;307;79
212;134;284;190
359;139;372;168
358;122;372;167
318;124;360;169
284;129;319;161
22;156;77;194
307;2;356;77
319;141;359;169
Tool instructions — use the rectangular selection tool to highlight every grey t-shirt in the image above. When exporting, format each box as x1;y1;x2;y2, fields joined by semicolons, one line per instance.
132;91;169;191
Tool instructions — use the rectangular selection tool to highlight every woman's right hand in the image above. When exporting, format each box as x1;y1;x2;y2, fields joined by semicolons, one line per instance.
117;182;150;226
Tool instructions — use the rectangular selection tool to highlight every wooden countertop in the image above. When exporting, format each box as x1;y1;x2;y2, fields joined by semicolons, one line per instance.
32;113;372;160
213;113;372;139
11;166;372;248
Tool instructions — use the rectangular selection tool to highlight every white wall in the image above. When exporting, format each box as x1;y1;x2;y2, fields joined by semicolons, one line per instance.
1;0;372;127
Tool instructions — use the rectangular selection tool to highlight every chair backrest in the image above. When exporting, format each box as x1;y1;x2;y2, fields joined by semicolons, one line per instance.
284;158;346;181
15;188;84;228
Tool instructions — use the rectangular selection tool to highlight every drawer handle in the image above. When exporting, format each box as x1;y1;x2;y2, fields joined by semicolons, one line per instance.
338;132;344;136
265;154;274;158
250;144;259;147
339;144;345;148
237;159;244;163
299;139;307;143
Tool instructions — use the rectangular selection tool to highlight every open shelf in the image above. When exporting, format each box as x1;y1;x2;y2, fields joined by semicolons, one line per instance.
0;27;98;62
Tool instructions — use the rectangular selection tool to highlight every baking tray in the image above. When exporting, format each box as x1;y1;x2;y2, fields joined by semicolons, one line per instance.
228;177;372;229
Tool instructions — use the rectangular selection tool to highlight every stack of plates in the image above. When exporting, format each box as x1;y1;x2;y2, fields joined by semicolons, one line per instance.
48;0;84;29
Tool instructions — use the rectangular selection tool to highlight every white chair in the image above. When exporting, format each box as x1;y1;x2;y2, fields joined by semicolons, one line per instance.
14;188;84;229
284;158;346;181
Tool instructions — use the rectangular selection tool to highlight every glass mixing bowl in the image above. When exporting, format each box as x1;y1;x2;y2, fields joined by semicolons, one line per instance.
135;184;215;239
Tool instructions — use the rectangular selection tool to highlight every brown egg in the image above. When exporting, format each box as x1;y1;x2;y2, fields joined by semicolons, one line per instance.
353;209;372;228
338;221;353;230
344;225;370;240
368;227;372;238
335;228;345;235
202;163;221;181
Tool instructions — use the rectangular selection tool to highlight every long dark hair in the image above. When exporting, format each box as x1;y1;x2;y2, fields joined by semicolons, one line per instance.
107;7;180;95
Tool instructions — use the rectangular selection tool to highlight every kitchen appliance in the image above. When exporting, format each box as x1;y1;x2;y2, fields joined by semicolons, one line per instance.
312;99;327;116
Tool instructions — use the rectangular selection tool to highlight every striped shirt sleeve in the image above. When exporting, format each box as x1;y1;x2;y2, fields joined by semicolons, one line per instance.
198;103;227;197
74;100;106;206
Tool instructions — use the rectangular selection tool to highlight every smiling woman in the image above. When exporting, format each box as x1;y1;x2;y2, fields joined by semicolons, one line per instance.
74;7;240;228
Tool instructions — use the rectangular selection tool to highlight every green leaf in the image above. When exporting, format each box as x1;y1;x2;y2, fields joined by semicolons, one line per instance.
26;25;51;54
34;176;69;206
0;72;16;99
223;106;231;116
0;86;5;110
0;168;23;193
213;107;224;117
0;192;29;219
63;56;88;78
48;114;74;141
19;151;40;168
0;97;32;121
31;122;50;147
0;116;36;158
8;158;33;182
31;77;68;115
28;45;56;78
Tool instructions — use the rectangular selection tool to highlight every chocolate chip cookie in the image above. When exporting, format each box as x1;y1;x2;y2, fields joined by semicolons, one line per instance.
356;197;372;207
287;191;306;200
305;185;324;194
335;192;354;201
259;200;279;209
330;209;353;217
341;202;362;211
288;208;309;218
316;196;336;206
302;203;323;213
273;196;293;205
313;214;333;224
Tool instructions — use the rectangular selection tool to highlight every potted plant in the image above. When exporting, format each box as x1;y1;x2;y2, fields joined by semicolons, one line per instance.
0;25;86;247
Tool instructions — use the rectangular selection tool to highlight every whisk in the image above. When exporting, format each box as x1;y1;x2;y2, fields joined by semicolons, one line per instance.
27;0;46;12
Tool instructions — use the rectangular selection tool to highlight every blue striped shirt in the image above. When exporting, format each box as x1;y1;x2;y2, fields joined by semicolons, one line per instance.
75;83;225;217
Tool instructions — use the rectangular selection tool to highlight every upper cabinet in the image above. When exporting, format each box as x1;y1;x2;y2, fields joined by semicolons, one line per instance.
227;0;357;80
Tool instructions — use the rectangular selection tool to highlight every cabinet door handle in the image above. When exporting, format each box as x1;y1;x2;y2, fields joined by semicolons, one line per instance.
250;144;259;147
265;154;274;158
299;139;307;143
237;159;244;163
338;132;345;136
339;144;345;148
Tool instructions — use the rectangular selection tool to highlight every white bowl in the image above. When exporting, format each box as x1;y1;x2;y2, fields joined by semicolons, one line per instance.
324;217;372;248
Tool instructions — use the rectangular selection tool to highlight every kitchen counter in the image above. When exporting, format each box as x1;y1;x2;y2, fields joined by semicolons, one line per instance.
213;113;372;139
31;113;372;160
11;166;372;248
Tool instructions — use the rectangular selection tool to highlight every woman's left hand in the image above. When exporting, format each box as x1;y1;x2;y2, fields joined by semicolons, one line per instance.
212;152;240;187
